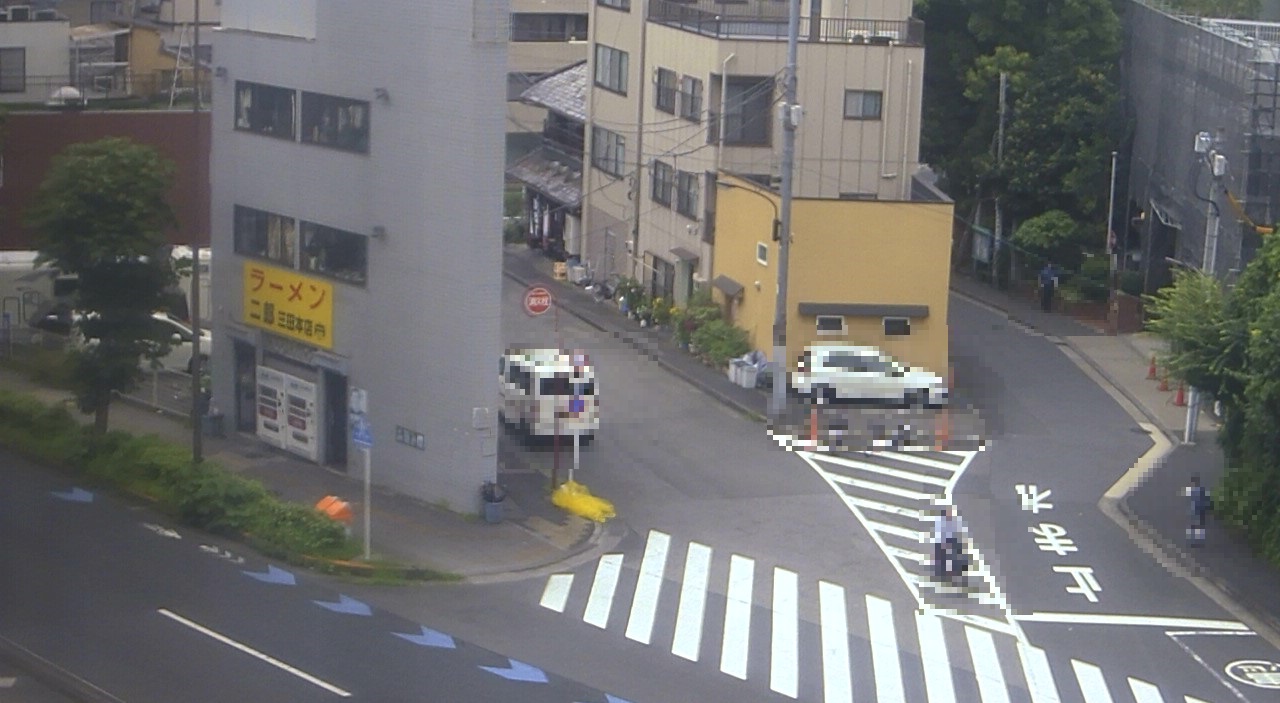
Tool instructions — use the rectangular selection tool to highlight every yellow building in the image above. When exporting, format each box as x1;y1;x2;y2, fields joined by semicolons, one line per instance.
711;173;952;375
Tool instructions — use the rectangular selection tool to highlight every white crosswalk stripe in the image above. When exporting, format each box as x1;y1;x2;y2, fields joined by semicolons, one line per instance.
539;529;1197;703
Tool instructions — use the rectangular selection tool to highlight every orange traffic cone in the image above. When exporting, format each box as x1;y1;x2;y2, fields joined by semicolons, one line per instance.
809;407;819;446
1173;383;1187;407
1159;373;1170;392
934;409;951;451
1147;355;1158;381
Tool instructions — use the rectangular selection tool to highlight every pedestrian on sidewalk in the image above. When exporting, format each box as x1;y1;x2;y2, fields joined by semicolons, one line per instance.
1185;475;1212;544
1039;262;1060;313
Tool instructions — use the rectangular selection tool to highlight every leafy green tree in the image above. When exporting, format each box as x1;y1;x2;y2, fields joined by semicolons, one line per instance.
1012;209;1082;265
25;137;178;433
1142;268;1230;394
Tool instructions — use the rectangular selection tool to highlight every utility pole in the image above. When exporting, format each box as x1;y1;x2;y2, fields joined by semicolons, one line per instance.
994;71;1007;287
190;0;204;463
630;0;649;282
1106;150;1118;289
1184;130;1226;445
770;0;800;419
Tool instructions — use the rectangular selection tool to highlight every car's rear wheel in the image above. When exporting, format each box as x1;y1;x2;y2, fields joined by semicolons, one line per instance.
906;390;928;408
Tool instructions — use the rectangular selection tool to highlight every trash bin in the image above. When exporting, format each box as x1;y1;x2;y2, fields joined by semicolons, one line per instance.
729;359;745;385
738;363;759;389
481;481;506;524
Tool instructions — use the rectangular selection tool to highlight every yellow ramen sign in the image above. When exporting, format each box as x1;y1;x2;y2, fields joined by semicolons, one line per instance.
242;261;334;349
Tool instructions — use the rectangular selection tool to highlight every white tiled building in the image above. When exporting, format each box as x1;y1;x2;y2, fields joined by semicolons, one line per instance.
208;0;508;511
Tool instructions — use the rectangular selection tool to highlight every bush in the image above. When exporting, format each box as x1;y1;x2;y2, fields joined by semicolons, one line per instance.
248;502;351;557
1071;255;1112;303
1215;462;1280;564
691;319;750;368
1119;270;1144;297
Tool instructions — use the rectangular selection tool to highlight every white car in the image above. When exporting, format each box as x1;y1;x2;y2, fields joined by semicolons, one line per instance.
790;344;949;407
145;311;211;375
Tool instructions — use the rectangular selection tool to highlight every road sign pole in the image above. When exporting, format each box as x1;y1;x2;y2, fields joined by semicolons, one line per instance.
571;429;579;484
362;446;371;560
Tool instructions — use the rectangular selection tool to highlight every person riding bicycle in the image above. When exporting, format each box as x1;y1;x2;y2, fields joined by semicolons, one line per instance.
1185;475;1212;544
933;505;967;582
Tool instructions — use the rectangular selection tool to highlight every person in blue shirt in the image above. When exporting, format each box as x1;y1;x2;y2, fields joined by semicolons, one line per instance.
1039;262;1060;313
1186;475;1212;544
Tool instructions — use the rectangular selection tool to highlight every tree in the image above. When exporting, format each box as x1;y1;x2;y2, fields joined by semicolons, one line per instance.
25;137;178;434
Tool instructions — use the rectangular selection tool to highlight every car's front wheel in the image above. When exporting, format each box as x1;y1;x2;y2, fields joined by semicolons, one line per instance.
905;389;928;408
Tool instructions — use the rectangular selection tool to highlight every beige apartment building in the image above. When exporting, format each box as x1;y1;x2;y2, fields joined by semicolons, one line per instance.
580;0;925;305
507;0;589;160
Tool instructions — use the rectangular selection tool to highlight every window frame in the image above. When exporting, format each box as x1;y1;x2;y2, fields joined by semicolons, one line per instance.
510;12;589;42
594;44;629;95
651;160;674;206
233;205;298;268
722;76;774;146
676;170;700;219
596;0;630;10
678;75;703;122
300;91;370;154
590;125;626;177
843;89;884;120
883;316;911;336
655;67;677;114
0;47;24;93
300;220;369;287
756;241;769;266
234;81;297;140
815;315;847;336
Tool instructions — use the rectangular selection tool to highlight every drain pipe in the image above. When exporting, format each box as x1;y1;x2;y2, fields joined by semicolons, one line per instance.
901;59;913;199
716;53;735;173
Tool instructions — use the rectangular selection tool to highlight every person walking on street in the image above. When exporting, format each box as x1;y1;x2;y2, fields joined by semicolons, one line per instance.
1185;475;1212;545
1039;262;1060;313
933;505;966;581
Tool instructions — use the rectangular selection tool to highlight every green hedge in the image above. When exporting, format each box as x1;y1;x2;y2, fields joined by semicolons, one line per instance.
0;390;356;560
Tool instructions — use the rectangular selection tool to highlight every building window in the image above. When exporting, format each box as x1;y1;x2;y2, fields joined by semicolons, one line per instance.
679;75;703;122
844;90;883;120
884;316;911;336
0;48;24;93
234;205;297;267
651;160;673;206
676;170;699;219
235;81;296;140
511;13;589;41
300;92;370;153
507;72;545;101
594;44;628;95
816;315;847;336
301;222;368;286
591;125;626;177
655;68;677;114
756;242;769;265
722;76;773;145
597;0;630;10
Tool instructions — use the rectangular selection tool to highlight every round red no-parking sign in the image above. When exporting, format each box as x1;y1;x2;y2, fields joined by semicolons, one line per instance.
523;286;554;316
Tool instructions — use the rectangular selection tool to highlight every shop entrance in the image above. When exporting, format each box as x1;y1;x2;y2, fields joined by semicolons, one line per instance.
233;340;257;433
324;370;348;470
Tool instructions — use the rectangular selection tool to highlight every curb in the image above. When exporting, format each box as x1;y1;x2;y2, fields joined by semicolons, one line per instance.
0;633;126;703
502;267;768;424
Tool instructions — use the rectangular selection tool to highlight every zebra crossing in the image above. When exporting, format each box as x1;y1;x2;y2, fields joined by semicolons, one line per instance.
539;528;1213;703
797;448;1017;629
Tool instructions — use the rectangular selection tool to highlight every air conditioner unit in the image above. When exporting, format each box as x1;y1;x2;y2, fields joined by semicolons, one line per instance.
846;29;867;43
8;6;31;21
569;265;590;284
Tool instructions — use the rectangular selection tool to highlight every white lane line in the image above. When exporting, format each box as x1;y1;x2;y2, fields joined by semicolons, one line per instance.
884;544;929;564
866;452;972;473
826;473;936;501
847;495;931;520
964;626;1010;703
1071;660;1117;703
816;455;953;486
583;553;624;629
158;608;351;697
625;530;671;645
1014;612;1249;631
866;595;906;703
819;581;853;703
770;568;799;698
1185;697;1213;703
859;516;930;543
915;609;956;703
539;573;573;613
719;554;755;680
1129;677;1165;703
671;542;711;662
1016;641;1062;703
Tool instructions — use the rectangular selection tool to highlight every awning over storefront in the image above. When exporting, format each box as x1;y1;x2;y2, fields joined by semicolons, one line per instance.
1148;198;1183;229
711;274;745;298
797;302;929;318
505;147;582;209
670;246;700;262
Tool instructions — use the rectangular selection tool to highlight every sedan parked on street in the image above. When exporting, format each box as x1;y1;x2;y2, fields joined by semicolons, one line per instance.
790;344;949;407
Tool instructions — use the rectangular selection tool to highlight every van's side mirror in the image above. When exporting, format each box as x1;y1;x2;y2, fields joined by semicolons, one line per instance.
171;333;182;344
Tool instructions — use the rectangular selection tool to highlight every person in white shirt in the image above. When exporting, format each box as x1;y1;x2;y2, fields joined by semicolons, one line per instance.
933;505;966;580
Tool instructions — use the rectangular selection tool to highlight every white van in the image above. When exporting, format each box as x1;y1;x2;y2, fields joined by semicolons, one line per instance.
499;348;599;443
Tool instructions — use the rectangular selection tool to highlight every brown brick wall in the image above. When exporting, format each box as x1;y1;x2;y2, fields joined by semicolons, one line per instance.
0;110;210;250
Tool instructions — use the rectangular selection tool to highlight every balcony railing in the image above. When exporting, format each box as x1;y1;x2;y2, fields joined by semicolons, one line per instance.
648;0;924;45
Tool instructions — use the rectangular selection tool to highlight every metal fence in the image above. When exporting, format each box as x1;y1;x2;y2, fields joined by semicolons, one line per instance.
15;71;214;107
1123;0;1280;292
648;0;924;45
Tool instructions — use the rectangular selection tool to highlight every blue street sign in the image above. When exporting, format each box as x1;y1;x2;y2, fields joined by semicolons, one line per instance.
352;414;373;449
569;397;585;414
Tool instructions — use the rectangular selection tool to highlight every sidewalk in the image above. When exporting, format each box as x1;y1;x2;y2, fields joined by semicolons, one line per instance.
0;368;618;584
949;271;1280;648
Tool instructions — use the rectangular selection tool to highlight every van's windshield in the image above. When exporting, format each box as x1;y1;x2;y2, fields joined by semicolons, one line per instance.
539;376;595;396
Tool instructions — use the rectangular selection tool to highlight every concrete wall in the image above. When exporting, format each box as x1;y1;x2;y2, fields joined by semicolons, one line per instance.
210;0;507;511
713;174;950;374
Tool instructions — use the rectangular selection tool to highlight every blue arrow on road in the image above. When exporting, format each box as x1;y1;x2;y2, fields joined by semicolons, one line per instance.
50;487;93;503
312;594;372;616
393;626;456;649
479;658;548;683
242;565;296;586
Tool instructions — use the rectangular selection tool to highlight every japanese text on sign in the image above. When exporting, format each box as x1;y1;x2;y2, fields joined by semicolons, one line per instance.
243;262;334;350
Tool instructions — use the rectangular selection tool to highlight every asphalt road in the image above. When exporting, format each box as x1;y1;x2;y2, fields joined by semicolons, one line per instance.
0;453;621;703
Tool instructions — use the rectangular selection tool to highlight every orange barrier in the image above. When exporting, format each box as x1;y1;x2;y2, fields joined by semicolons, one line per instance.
1147;355;1158;381
315;495;353;525
1158;373;1170;392
1174;383;1187;407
